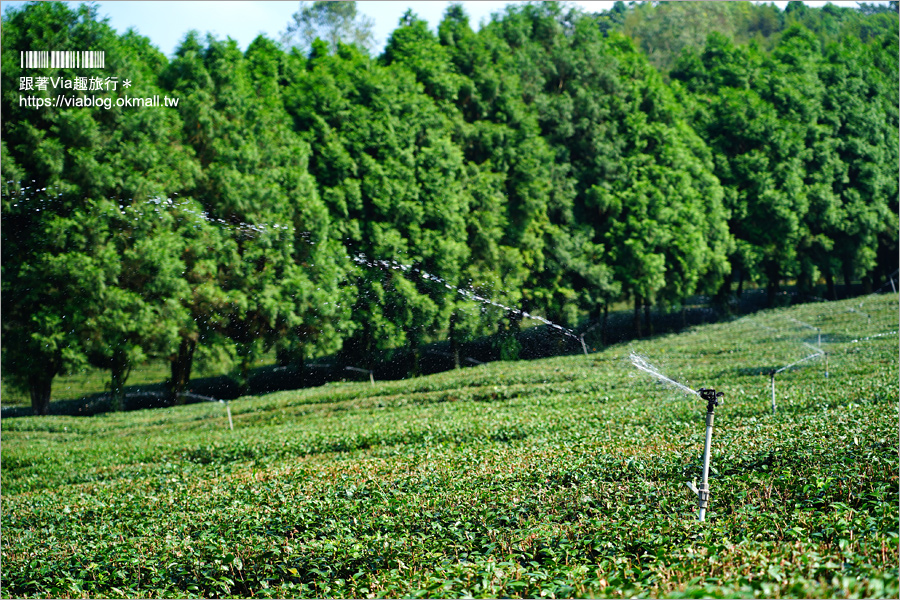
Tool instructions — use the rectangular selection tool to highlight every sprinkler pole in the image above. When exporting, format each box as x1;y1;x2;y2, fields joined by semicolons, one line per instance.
220;399;234;431
696;389;723;522
824;352;828;378
770;370;776;415
580;334;589;356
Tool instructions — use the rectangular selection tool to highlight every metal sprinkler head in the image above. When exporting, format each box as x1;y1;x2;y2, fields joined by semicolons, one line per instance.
698;388;724;412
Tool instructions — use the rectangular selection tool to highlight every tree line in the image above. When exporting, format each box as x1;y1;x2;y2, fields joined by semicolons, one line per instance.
2;1;897;414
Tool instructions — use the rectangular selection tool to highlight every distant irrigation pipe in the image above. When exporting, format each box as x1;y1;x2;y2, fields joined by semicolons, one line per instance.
167;392;234;430
106;391;233;430
873;270;898;294
184;393;233;430
788;317;821;347
768;345;824;415
220;399;234;430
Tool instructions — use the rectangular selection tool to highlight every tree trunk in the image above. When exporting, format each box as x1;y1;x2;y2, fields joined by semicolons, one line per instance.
766;264;780;307
409;334;421;378
232;342;254;398
110;348;132;412
633;295;642;338
826;270;837;301
363;319;375;371
169;337;197;405
644;298;653;337
29;371;53;416
842;263;854;299
716;274;732;311
497;312;522;361
449;313;460;370
797;266;812;298
601;304;609;346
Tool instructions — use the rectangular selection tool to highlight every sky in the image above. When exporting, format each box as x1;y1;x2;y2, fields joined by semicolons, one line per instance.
0;1;883;58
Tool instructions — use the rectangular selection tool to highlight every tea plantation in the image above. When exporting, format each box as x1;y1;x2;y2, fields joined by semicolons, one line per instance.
2;295;897;598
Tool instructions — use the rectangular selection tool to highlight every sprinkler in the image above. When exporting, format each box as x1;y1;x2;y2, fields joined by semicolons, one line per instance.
627;354;721;521
769;344;824;414
686;388;723;522
769;369;777;415
788;317;821;348
219;399;234;430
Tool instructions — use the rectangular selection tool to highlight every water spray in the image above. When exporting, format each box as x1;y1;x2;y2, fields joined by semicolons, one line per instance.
685;388;724;522
345;366;375;386
629;352;699;398
354;254;583;345
788;317;821;348
851;330;899;343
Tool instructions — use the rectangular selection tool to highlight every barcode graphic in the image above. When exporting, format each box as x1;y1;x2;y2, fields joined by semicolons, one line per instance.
20;51;105;69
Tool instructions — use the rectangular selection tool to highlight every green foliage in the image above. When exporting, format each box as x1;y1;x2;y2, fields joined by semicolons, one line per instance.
161;31;350;391
3;296;897;598
612;0;897;74
281;1;375;56
1;1;199;412
671;14;898;301
284;34;475;371
2;0;897;412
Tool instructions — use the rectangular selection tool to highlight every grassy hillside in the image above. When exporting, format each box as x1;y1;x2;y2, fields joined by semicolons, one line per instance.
2;295;897;598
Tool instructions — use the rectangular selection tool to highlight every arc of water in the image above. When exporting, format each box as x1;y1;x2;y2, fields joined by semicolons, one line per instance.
146;197;290;236
353;254;581;341
851;330;898;343
800;341;824;357
789;317;822;345
629;352;699;397
774;351;822;375
8;185;294;238
788;317;817;331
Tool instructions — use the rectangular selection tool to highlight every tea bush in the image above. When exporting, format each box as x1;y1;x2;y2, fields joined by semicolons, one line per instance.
2;296;897;598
